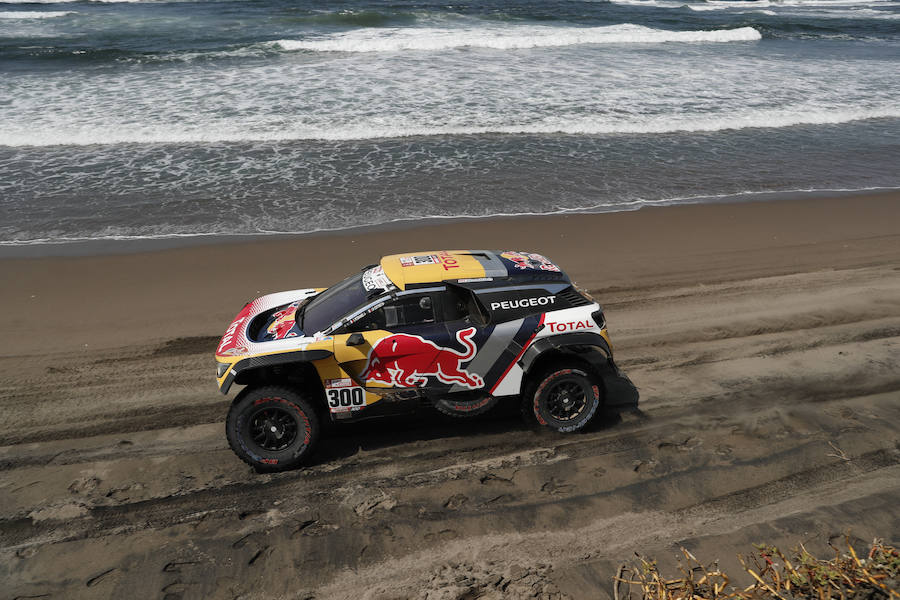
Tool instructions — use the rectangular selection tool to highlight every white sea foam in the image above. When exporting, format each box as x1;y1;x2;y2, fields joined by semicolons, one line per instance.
1;22;895;150
813;8;899;16
686;2;772;11
269;24;762;53
684;0;899;16
0;10;73;17
781;6;900;17
775;0;898;5
608;0;689;7
623;0;899;9
1;107;896;147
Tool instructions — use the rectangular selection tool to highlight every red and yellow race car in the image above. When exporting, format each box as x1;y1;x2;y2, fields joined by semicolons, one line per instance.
215;250;636;472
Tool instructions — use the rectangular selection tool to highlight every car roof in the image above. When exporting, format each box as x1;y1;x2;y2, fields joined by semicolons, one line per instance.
380;250;569;290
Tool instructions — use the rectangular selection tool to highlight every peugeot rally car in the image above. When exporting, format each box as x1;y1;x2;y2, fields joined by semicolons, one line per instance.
215;250;636;472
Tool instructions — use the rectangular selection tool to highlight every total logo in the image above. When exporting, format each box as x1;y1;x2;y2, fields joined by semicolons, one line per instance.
437;251;462;271
547;320;595;333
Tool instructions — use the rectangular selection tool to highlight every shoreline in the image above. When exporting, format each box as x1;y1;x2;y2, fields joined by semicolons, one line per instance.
1;190;897;357
1;186;896;259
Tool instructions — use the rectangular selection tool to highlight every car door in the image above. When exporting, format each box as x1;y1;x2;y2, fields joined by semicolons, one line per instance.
439;284;546;396
333;290;449;392
414;284;493;393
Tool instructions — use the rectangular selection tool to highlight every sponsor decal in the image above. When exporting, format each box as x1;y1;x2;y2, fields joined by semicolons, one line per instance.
501;251;560;272
399;251;461;271
547;320;594;333
457;277;493;283
219;346;249;356
346;302;385;325
266;301;300;340
325;378;366;412
399;254;438;267
436;250;461;271
360;327;484;389
490;296;557;311
217;316;246;354
325;378;354;388
362;266;392;291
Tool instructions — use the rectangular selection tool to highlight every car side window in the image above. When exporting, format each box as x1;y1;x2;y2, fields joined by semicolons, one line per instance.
384;294;437;328
441;286;488;326
345;307;386;332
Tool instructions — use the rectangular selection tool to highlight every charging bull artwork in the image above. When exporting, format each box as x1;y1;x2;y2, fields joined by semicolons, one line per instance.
265;301;300;340
361;327;484;389
500;251;561;273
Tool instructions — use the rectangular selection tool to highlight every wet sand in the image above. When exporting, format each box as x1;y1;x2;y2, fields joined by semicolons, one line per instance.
1;192;899;599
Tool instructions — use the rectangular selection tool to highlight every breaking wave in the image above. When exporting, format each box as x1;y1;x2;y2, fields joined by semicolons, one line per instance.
684;0;900;17
2;108;895;147
0;10;73;17
268;24;762;53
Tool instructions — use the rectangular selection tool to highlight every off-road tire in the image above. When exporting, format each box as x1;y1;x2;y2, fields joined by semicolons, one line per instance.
226;385;320;473
522;364;602;433
433;393;499;418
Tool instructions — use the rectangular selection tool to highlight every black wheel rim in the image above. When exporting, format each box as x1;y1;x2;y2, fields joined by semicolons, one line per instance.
248;406;299;451
545;379;588;421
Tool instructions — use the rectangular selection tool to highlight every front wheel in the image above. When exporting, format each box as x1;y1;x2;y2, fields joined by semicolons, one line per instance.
524;366;602;433
226;386;320;473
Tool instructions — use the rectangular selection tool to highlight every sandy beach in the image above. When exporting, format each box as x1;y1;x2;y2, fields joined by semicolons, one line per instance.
1;192;899;599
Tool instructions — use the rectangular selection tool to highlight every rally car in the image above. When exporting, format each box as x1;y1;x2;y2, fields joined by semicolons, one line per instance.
215;250;636;472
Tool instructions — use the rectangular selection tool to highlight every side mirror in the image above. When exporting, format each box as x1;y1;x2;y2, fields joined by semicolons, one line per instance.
346;332;365;346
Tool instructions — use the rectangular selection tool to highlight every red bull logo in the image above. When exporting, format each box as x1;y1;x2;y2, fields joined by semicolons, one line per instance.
360;327;484;389
266;302;299;340
501;251;560;272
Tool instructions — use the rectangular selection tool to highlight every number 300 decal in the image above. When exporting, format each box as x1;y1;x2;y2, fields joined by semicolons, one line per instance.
327;387;365;409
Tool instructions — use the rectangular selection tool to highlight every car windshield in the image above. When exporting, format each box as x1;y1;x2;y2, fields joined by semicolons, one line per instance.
297;271;374;334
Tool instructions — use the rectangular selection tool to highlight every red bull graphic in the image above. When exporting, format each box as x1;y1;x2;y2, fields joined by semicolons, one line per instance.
266;301;300;340
501;251;561;272
216;288;318;359
360;327;484;389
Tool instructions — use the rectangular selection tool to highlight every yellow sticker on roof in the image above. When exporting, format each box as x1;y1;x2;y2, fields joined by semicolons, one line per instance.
382;250;486;289
398;254;440;267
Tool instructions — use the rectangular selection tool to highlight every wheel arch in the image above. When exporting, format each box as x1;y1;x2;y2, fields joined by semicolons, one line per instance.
227;354;328;412
519;333;612;396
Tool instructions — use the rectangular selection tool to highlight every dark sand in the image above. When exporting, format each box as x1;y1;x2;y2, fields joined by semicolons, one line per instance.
1;192;899;599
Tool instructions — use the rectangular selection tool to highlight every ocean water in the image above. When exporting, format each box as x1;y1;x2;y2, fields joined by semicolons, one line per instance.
0;0;898;247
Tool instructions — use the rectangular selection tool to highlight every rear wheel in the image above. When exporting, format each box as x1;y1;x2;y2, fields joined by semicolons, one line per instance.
433;392;499;418
226;386;320;473
523;365;602;432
